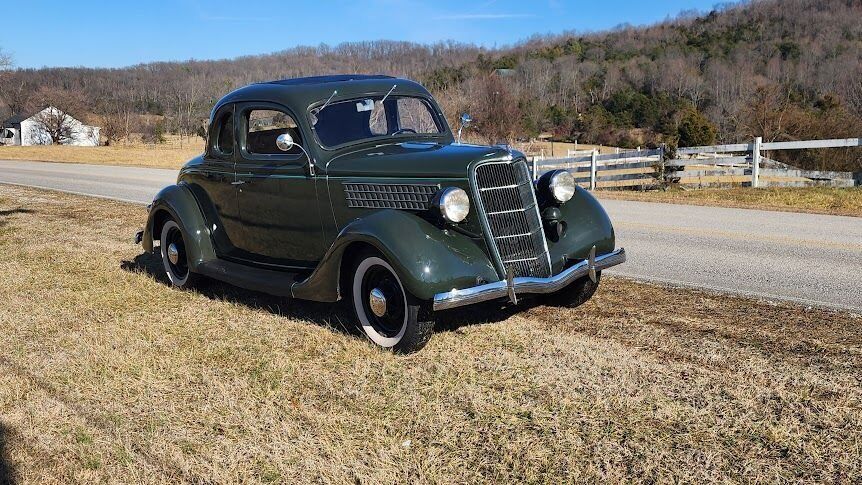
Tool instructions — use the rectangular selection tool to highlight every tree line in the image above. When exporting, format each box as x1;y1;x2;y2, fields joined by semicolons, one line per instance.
1;0;861;171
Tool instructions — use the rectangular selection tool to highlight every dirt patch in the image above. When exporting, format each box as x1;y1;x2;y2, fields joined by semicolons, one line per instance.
0;185;859;482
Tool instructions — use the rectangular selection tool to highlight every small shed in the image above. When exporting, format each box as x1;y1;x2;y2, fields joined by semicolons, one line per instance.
1;106;100;146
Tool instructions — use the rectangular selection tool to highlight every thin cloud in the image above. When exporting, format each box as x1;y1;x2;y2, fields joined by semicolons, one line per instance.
433;13;536;20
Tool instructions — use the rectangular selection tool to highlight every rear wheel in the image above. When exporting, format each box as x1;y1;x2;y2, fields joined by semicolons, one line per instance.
160;219;201;289
543;272;601;308
350;252;434;353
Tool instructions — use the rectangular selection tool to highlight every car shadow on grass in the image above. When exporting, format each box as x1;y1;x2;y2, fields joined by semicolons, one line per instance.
121;251;519;339
0;421;16;485
0;208;34;229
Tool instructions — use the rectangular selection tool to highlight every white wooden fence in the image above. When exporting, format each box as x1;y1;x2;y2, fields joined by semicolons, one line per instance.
673;137;861;188
532;137;861;189
532;147;663;189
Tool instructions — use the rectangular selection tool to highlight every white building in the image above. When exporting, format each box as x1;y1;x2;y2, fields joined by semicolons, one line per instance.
1;106;100;146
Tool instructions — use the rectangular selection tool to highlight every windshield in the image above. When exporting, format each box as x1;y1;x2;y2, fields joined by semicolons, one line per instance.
311;95;444;148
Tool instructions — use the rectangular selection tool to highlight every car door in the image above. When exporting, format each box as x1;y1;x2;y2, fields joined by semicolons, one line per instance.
232;103;324;268
181;103;245;256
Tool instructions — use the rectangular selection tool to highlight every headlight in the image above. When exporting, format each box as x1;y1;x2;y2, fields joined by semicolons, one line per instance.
549;170;575;203
437;187;470;223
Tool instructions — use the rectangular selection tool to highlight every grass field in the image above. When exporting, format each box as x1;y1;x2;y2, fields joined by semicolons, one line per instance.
599;186;862;217
0;137;202;169
0;185;859;482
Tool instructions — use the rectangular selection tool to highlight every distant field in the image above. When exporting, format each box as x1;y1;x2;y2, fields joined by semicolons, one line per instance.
0;138;618;170
599;186;862;217
0;136;201;169
0;185;859;483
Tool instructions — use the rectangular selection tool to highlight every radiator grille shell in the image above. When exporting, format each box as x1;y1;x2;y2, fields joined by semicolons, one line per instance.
472;159;552;278
343;183;439;210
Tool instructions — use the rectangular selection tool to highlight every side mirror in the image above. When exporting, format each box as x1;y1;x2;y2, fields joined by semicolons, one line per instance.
276;132;295;151
457;113;473;144
274;132;316;176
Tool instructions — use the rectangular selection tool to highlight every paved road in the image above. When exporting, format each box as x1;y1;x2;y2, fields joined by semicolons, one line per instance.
0;160;175;204
2;159;861;312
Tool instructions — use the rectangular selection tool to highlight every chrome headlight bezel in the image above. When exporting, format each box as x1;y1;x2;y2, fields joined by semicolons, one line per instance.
436;187;470;223
548;170;576;203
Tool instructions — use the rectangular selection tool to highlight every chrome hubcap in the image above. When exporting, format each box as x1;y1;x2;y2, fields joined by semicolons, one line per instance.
167;243;180;265
369;287;387;317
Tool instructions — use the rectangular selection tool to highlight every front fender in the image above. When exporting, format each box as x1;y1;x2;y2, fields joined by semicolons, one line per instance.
143;183;216;270
547;186;616;273
291;210;498;302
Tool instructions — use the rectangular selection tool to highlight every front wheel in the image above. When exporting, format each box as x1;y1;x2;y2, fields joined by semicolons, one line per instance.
542;272;601;308
350;253;434;353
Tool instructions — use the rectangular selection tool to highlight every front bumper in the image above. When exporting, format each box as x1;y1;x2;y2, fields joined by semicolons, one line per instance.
432;248;626;311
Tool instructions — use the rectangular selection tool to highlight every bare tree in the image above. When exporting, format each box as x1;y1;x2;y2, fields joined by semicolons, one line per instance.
98;98;134;145
474;74;521;143
0;48;10;70
28;87;87;144
847;68;862;120
0;47;15;117
743;84;800;142
30;107;81;144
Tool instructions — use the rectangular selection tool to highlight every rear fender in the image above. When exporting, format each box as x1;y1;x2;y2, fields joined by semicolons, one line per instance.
291;210;498;302
143;183;216;270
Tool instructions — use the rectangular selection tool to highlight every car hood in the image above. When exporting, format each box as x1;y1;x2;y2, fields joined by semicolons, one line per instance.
324;141;517;179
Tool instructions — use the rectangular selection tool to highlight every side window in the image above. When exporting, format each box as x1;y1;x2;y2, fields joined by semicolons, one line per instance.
211;108;234;158
396;98;439;133
246;109;302;156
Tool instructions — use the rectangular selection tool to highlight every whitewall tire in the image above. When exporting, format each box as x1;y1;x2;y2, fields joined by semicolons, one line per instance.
160;219;200;289
350;252;434;353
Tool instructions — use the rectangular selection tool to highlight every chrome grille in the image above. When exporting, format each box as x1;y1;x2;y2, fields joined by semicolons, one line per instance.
473;160;551;278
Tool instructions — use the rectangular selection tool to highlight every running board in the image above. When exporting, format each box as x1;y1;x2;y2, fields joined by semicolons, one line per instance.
196;260;303;297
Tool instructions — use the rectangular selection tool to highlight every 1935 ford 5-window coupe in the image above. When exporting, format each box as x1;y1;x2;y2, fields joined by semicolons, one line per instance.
137;75;625;353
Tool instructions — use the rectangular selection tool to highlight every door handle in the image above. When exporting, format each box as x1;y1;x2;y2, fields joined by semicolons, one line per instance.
231;181;246;185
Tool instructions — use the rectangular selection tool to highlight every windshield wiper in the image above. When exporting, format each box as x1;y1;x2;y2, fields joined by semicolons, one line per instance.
314;90;338;114
380;84;397;104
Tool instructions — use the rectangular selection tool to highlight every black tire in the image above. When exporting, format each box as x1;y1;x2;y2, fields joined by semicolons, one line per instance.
543;271;601;308
350;251;434;353
160;219;202;289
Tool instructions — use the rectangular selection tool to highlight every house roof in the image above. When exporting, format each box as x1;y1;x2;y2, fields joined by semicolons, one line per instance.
2;107;97;129
2;112;32;127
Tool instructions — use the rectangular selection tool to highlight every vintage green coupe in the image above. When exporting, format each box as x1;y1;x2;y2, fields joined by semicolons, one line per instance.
137;75;625;353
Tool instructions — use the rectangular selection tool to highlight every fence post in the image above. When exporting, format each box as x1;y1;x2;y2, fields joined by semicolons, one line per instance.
531;157;538;181
590;150;598;190
752;136;762;188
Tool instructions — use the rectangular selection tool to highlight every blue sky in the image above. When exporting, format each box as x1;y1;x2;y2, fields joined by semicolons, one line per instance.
6;0;720;69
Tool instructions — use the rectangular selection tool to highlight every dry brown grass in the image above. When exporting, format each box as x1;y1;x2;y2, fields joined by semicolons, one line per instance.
0;136;202;169
0;185;860;483
599;186;862;217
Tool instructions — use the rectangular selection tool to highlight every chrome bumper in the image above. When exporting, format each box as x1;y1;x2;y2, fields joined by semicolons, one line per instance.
432;248;626;311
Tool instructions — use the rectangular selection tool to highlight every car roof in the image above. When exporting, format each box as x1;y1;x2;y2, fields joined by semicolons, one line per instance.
213;75;432;116
264;74;395;86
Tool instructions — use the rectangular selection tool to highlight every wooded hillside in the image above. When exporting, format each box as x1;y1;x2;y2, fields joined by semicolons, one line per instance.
2;0;861;170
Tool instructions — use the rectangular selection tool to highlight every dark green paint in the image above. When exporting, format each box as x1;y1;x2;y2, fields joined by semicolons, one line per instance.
144;76;618;304
547;186;616;274
143;182;216;269
292;210;498;302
